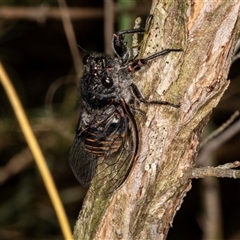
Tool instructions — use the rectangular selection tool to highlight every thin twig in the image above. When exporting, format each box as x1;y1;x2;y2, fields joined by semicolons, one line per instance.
0;6;103;21
0;6;150;21
104;0;114;55
0;111;75;185
0;63;73;240
232;38;240;63
58;0;82;77
201;175;223;240
0;148;33;184
200;111;239;148
186;161;240;179
197;112;240;165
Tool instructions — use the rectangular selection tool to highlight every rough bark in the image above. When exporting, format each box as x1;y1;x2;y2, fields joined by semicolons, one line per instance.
73;1;240;239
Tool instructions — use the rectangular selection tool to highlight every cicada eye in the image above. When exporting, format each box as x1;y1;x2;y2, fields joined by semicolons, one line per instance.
101;77;113;88
82;54;90;64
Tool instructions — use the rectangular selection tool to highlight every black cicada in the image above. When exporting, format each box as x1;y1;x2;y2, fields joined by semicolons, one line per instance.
69;15;181;192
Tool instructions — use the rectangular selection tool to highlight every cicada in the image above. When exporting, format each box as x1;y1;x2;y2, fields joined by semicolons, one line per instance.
69;15;181;192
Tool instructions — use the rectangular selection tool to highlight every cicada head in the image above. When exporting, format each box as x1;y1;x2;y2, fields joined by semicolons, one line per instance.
80;53;119;109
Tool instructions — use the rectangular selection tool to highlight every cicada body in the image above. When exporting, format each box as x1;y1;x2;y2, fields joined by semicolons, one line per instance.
69;16;181;192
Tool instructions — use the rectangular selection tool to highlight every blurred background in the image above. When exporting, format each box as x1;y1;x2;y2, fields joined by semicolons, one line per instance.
0;1;240;239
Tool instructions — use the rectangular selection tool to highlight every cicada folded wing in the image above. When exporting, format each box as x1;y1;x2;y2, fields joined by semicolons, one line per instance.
69;135;98;188
69;104;138;193
90;122;136;193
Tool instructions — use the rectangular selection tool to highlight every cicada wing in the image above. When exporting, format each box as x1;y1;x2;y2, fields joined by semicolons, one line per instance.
69;103;138;193
90;119;137;193
69;131;134;192
69;135;98;188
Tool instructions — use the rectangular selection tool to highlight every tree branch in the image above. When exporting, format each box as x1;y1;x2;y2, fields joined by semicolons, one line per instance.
73;1;240;239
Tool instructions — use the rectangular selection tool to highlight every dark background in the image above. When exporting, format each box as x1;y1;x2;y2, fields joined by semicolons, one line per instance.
0;1;240;239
